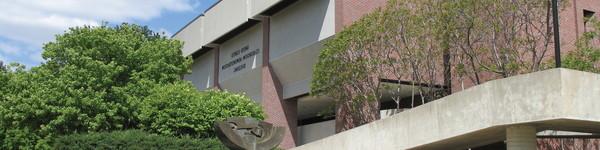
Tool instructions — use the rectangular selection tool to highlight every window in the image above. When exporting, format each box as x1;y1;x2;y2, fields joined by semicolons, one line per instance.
583;10;596;32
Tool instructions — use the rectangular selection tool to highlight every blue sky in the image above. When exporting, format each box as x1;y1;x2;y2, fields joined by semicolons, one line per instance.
0;0;219;68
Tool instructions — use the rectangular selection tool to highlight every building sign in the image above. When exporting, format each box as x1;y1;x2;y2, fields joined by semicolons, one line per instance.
221;45;260;73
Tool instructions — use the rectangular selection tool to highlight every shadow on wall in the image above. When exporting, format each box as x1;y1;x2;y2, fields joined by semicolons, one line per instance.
269;0;332;60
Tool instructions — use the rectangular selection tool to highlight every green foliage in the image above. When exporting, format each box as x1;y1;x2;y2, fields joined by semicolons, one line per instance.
564;21;600;73
1;23;266;148
0;61;4;72
0;23;193;149
0;62;7;98
52;130;227;150
139;82;265;138
311;8;383;100
312;7;395;131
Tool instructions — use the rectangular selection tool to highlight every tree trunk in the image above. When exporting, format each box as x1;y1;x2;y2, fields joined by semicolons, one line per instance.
335;99;380;133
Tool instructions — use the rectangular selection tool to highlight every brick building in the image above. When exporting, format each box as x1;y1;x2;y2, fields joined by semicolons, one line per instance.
173;0;600;149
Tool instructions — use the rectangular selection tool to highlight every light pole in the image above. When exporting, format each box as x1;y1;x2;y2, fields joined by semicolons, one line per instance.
552;0;561;68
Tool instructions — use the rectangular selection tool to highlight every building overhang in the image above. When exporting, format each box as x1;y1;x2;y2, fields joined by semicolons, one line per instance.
173;0;299;58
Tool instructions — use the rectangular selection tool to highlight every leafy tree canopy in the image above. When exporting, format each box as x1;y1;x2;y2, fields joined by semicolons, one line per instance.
0;23;192;149
0;23;264;149
563;20;600;73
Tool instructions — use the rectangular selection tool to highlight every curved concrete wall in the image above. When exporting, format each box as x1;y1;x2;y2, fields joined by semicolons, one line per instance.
293;69;600;150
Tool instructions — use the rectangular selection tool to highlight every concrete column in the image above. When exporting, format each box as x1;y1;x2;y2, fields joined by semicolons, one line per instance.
506;125;537;150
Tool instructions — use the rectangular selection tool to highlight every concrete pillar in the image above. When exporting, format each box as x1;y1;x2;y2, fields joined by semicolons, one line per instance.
506;125;537;150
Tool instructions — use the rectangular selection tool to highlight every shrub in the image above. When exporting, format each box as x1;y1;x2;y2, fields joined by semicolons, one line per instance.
564;26;600;73
0;23;191;149
52;130;227;150
139;82;265;137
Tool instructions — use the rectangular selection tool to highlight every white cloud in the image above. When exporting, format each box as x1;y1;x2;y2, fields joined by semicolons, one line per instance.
0;0;198;66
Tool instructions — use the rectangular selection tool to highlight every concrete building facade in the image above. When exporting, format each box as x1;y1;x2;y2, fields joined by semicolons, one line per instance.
173;0;600;149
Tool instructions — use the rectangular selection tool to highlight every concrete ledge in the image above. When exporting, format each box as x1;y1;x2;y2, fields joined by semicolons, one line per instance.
174;0;283;56
292;69;600;150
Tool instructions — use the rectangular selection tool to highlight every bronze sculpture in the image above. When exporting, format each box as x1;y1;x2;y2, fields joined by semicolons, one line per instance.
214;117;285;150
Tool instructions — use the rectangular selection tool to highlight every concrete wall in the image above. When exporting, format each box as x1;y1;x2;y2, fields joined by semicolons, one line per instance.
174;0;282;56
270;0;335;60
219;23;263;81
178;0;337;102
220;68;262;102
174;17;204;56
293;69;600;150
270;41;323;99
184;50;214;90
296;109;405;146
249;0;281;16
268;0;335;99
215;23;264;102
298;120;336;145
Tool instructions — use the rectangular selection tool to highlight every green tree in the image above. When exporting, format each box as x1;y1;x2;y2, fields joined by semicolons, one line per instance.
312;0;565;132
0;23;192;149
1;23;266;149
311;9;385;132
563;20;600;73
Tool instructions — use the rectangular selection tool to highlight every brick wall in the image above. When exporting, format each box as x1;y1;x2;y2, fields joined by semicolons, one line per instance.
335;0;388;32
538;137;600;150
451;0;600;93
260;16;298;149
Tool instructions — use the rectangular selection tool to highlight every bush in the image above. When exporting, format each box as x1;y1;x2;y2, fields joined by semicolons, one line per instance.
0;23;191;148
52;130;227;150
139;82;265;137
564;27;600;73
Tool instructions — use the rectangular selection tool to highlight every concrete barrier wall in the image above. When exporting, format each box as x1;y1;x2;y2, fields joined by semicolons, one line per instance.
298;120;336;145
293;69;600;150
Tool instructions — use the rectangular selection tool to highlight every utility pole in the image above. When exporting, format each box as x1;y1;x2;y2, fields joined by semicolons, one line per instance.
552;0;561;68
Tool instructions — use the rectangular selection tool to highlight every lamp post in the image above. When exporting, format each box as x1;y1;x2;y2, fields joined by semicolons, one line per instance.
552;0;561;68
